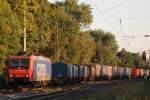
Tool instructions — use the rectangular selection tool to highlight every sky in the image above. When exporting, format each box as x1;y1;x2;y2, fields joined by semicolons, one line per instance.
49;0;150;53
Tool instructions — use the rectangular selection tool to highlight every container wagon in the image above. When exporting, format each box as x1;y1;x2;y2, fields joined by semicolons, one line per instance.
82;65;89;82
146;69;150;79
126;67;132;79
143;69;149;79
132;68;141;79
71;64;79;82
88;64;101;81
52;62;75;84
140;69;144;79
78;65;89;82
112;66;118;80
101;66;106;80
74;64;82;82
102;65;112;80
122;67;127;79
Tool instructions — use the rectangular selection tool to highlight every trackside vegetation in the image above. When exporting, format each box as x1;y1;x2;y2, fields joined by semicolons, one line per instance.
69;80;150;100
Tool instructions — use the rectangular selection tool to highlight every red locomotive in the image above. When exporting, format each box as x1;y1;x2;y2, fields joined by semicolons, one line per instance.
7;55;52;87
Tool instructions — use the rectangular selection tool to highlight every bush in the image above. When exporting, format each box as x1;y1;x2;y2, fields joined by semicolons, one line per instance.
0;75;8;89
0;68;8;89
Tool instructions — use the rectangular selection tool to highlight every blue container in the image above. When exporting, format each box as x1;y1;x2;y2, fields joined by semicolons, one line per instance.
52;62;68;78
52;62;80;84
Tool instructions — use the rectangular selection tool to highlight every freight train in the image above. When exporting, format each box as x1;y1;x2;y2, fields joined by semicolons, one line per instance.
7;55;150;87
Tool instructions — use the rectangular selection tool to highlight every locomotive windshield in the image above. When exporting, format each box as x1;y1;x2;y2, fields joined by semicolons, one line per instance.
22;59;29;67
8;59;29;68
9;60;20;67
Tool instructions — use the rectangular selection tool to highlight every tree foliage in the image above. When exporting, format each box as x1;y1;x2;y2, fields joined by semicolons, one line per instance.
117;48;148;68
90;30;118;65
0;0;21;73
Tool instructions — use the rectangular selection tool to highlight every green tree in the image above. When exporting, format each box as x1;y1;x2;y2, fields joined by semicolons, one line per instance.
90;30;118;65
117;49;149;68
74;32;96;64
45;0;93;63
0;0;21;73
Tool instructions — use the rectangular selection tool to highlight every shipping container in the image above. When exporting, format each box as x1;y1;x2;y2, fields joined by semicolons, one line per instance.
78;65;84;80
140;69;144;79
101;66;106;80
83;65;89;81
74;64;82;81
122;67;127;79
131;68;141;79
88;64;101;81
107;66;112;80
117;67;124;79
95;64;101;81
74;65;88;82
71;64;79;81
126;67;132;79
112;66;118;80
144;69;147;79
143;69;149;79
102;65;112;80
52;62;73;84
147;70;150;79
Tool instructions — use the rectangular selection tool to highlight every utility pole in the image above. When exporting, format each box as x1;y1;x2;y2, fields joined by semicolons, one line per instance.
56;21;59;62
148;50;150;67
100;41;103;80
144;50;150;68
23;0;27;52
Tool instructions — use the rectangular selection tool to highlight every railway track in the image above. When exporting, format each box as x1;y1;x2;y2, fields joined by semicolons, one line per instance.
0;80;135;100
15;82;108;100
0;81;110;100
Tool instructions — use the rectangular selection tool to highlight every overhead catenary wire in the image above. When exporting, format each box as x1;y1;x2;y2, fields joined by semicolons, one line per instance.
89;16;150;20
120;34;150;38
88;0;119;34
102;0;121;31
101;0;128;46
89;0;129;48
100;0;150;42
119;18;129;45
101;0;129;12
102;0;130;46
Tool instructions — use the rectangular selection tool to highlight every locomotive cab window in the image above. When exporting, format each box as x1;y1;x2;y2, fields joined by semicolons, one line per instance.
9;60;20;67
8;59;30;68
21;59;29;67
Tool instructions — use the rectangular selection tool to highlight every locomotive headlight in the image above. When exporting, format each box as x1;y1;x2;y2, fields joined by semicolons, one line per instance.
25;74;29;77
9;74;13;77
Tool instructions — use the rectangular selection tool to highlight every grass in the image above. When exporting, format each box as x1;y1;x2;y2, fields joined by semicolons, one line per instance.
70;80;150;100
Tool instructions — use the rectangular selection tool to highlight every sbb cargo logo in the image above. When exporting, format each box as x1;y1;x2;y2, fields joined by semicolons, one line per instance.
37;63;46;76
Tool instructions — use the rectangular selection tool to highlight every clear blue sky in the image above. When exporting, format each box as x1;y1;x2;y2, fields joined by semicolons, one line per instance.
49;0;150;53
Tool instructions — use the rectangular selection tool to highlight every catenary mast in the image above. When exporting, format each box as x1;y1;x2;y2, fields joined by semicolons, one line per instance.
23;0;27;52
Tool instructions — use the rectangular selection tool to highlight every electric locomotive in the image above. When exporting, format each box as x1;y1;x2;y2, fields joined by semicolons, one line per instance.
7;55;52;86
